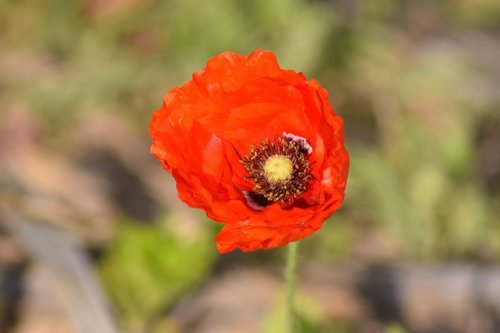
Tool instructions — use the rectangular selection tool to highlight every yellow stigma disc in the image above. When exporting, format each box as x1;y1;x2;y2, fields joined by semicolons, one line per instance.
263;155;293;183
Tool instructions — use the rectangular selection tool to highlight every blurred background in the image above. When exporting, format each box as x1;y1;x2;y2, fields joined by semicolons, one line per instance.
0;0;499;332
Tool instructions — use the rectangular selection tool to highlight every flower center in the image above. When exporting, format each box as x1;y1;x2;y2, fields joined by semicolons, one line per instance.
263;155;293;182
241;133;312;206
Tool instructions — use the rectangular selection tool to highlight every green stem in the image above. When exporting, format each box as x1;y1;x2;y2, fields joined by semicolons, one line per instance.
285;241;299;333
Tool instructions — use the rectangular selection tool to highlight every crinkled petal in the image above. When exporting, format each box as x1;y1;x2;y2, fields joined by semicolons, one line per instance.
149;49;349;253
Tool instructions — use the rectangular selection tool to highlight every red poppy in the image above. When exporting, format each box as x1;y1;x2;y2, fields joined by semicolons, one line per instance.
150;50;349;253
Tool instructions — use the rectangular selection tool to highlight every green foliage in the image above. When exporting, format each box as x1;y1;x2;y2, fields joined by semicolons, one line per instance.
383;323;409;333
341;29;498;259
450;0;500;27
0;0;332;135
99;220;215;332
263;290;360;333
302;216;353;262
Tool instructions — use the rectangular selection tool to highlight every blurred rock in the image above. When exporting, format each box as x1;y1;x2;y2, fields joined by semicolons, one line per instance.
171;268;280;333
0;262;25;332
171;263;500;333
300;263;367;324
0;106;42;163
0;150;116;245
0;109;114;244
351;226;409;263
3;213;118;333
70;111;171;203
70;111;198;229
13;264;77;333
360;264;500;333
0;235;26;267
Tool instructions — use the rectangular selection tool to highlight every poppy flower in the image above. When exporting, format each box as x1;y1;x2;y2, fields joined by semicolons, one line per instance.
150;49;349;253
